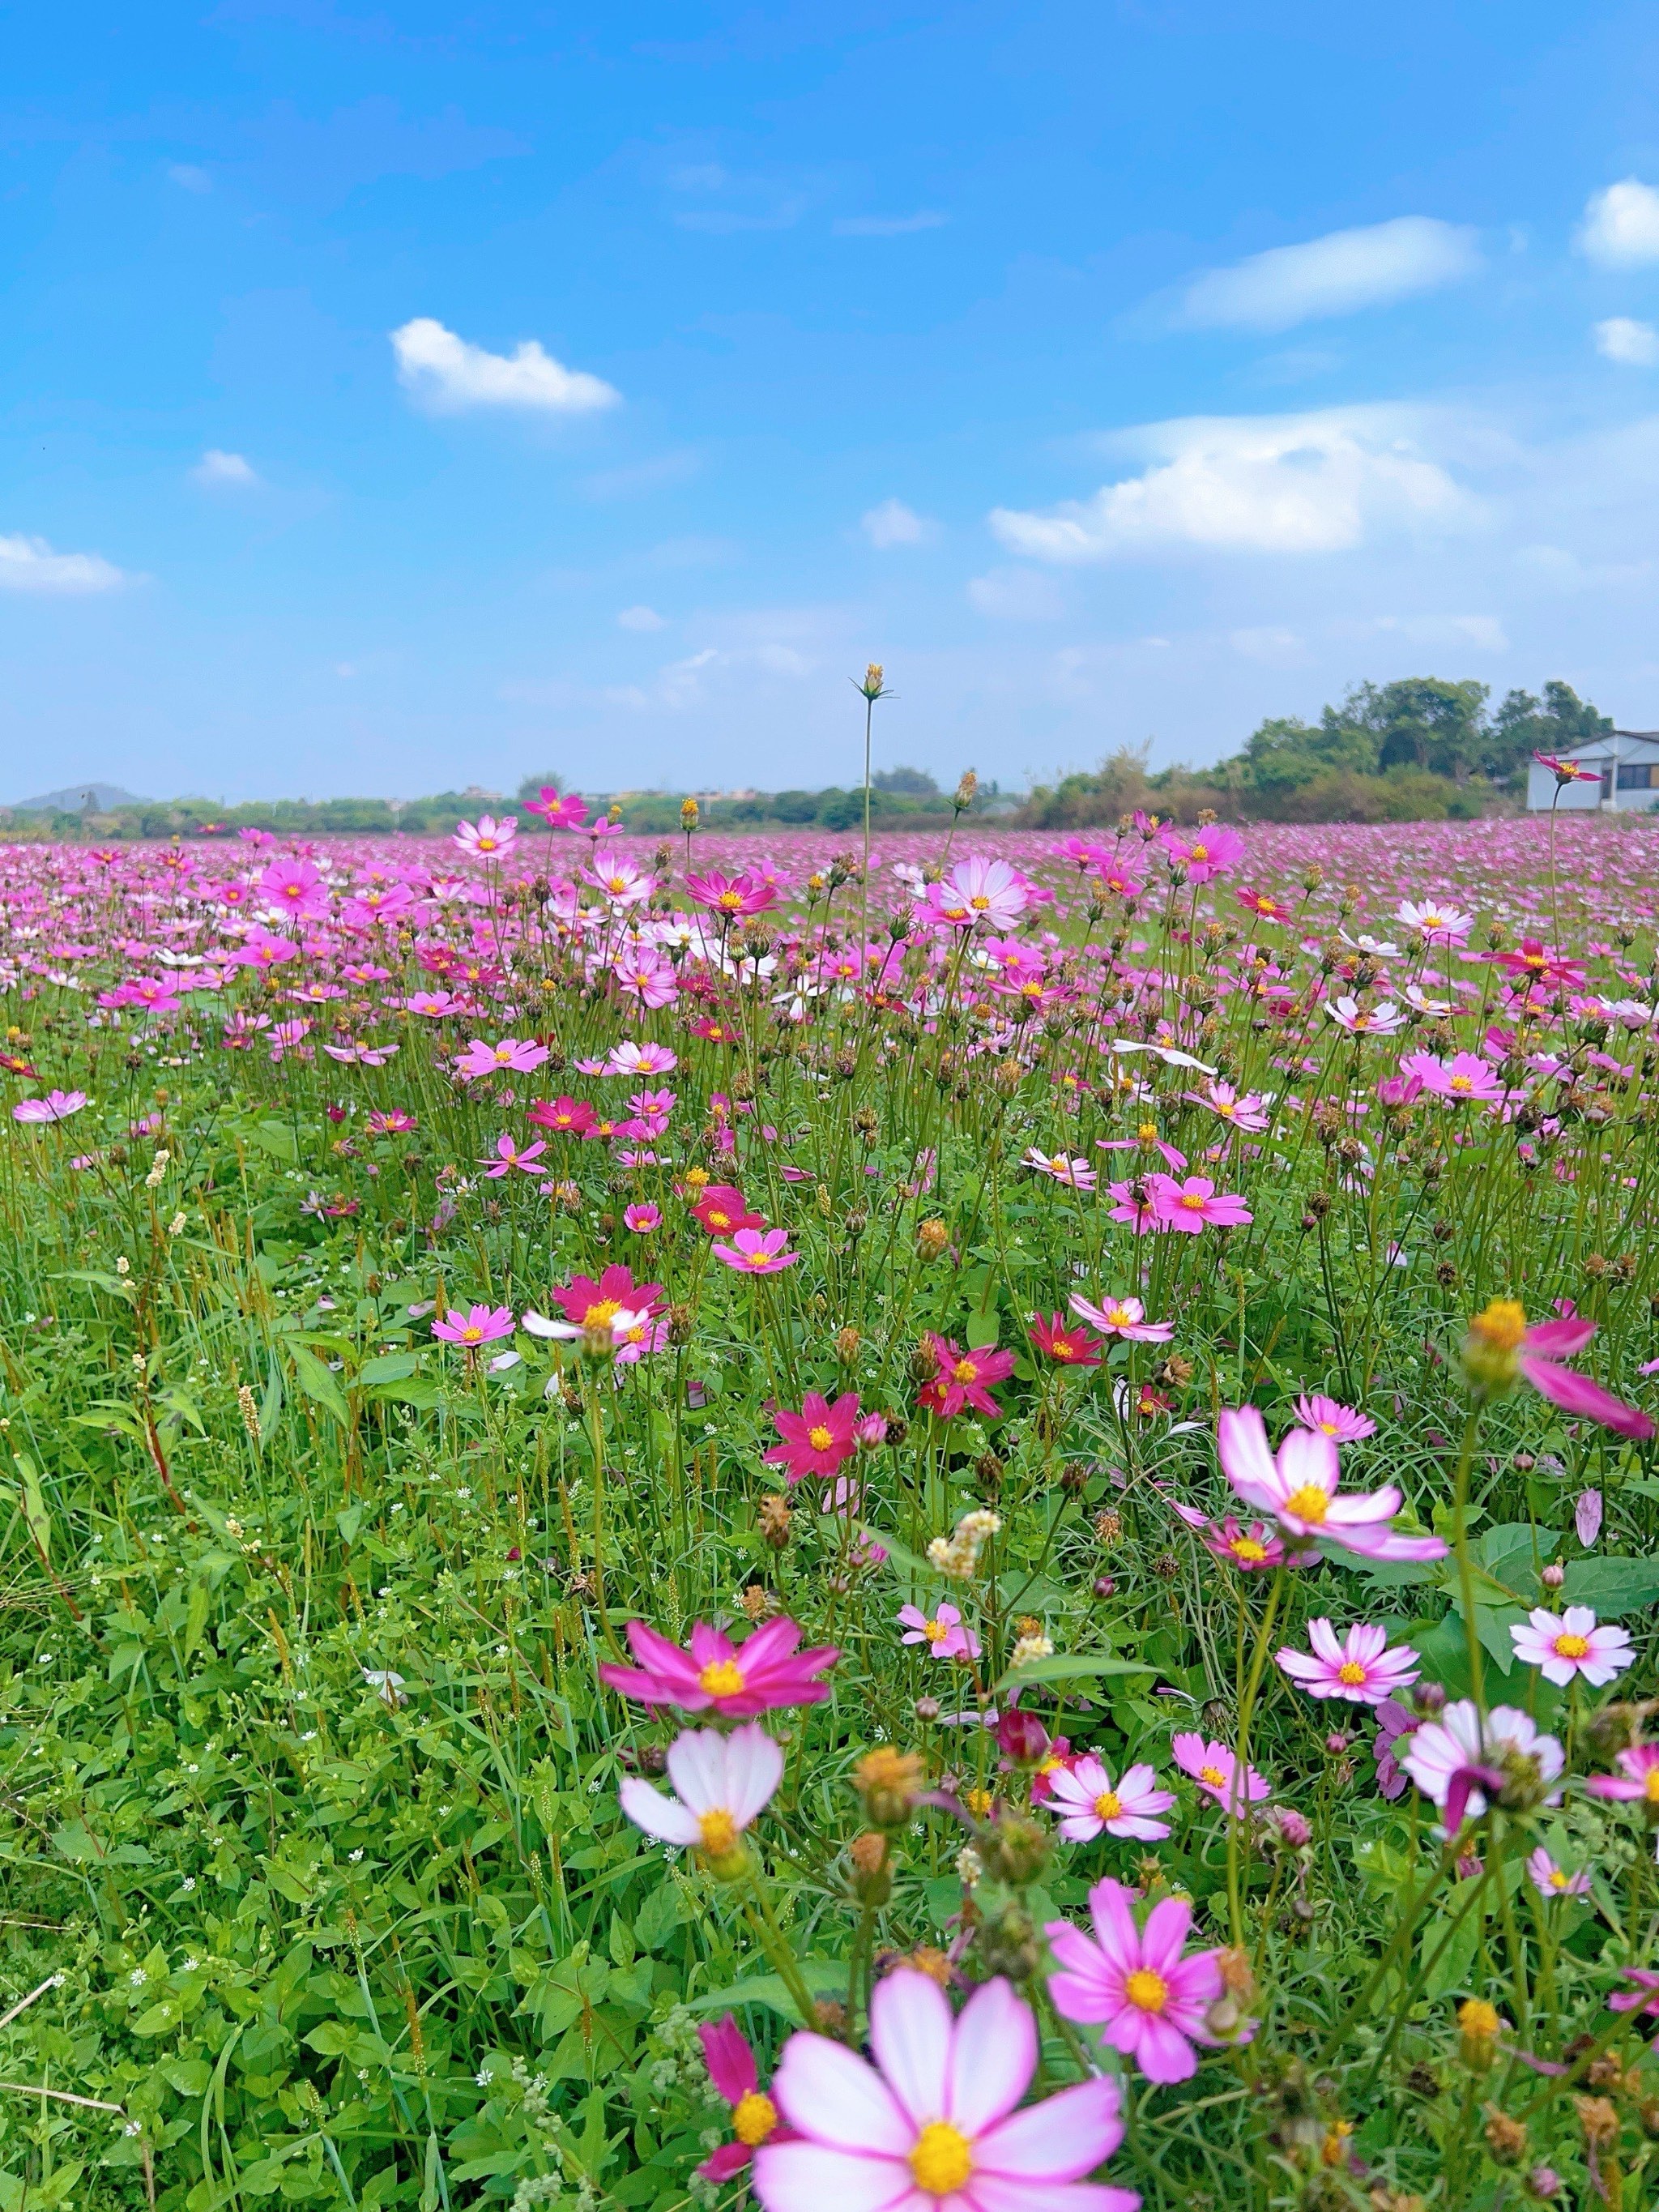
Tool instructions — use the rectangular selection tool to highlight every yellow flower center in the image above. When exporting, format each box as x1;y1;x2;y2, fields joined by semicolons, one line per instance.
733;2091;777;2146
1137;1121;1158;1143
719;890;744;910
460;1326;483;1343
1318;1421;1341;1435
1450;1075;1473;1092
1548;1870;1569;1890
1468;1298;1528;1353
1283;1484;1329;1524
1645;1769;1659;1803
1554;1633;1591;1660
1458;1998;1499;2039
910;2123;973;2197
477;836;498;852
953;1359;979;1384
1124;1968;1169;2013
1190;843;1209;863
583;1298;623;1326
923;1619;950;1643
697;1808;738;1858
1200;1764;1227;1788
1179;1191;1207;1208
969;895;991;911
698;1660;746;1697
1337;1661;1367;1686
1093;1790;1124;1822
1231;1536;1268;1563
808;1425;834;1450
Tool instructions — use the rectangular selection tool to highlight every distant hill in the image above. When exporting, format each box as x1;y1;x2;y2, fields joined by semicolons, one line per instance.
10;782;150;813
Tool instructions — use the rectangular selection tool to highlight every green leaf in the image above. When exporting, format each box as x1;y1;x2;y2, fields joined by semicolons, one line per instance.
690;1959;848;2019
249;1118;298;1164
11;1453;52;1564
336;1503;369;1547
283;1340;349;1426
991;1652;1156;1694
1561;1556;1659;1618
182;1578;211;1662
356;1350;422;1386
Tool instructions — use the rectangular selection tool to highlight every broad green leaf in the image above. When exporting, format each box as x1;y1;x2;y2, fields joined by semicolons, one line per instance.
12;1453;52;1564
283;1340;349;1426
689;1958;848;2019
249;1118;298;1164
992;1652;1156;1694
1561;1556;1659;1618
357;1350;422;1386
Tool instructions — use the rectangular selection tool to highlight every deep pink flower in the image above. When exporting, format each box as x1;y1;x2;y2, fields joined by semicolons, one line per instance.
753;1971;1135;2212
1276;1619;1419;1706
552;1263;663;1329
1373;1699;1417;1800
1584;1741;1659;1808
623;1202;661;1232
527;1095;598;1136
599;1617;838;1717
1201;1517;1289;1572
712;1227;799;1275
1027;1312;1104;1366
1149;1173;1252;1233
1158;824;1244;883
765;1392;861;1482
697;2015;798;2181
480;1131;548;1177
523;787;588;830
1171;1733;1270;1814
1465;1305;1656;1441
917;1334;1016;1420
1046;1875;1225;2083
685;869;778;919
1218;1405;1448;1563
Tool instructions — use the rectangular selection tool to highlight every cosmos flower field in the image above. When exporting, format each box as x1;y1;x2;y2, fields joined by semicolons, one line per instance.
6;801;1659;2210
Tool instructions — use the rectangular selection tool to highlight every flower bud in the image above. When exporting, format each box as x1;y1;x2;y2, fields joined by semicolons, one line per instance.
995;1709;1051;1767
680;796;699;830
1457;1997;1502;2072
1541;1561;1565;1589
916;1216;949;1262
835;1324;861;1364
975;1810;1051;1888
855;1746;924;1830
1525;2167;1563;2202
849;1830;893;1907
1483;2107;1529;2167
1412;1680;1447;1718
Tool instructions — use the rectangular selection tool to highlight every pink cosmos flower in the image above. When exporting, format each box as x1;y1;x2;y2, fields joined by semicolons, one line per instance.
618;1722;783;1858
1028;1312;1104;1366
1292;1393;1376;1442
258;857;330;920
1397;899;1474;945
12;1089;87;1124
453;813;518;858
454;1036;552;1081
1158;823;1244;882
1325;997;1405;1036
1468;1306;1657;1441
432;1303;516;1347
1046;1875;1225;2083
917;1334;1017;1420
712;1227;799;1275
1171;1733;1270;1815
1276;1619;1419;1706
1149;1174;1252;1233
1102;1178;1164;1235
898;1602;980;1660
918;855;1033;932
1046;1757;1175;1843
1402;1700;1563;1830
480;1131;548;1177
685;869;778;919
1511;1607;1633;1687
1187;1080;1273;1133
1201;1518;1289;1572
623;1202;661;1232
697;2015;798;2182
1218;1405;1448;1563
765;1392;861;1482
1607;1971;1659;2052
1068;1292;1175;1343
527;1095;598;1136
599;1617;838;1716
753;1971;1135;2212
551;1263;663;1330
522;1305;654;1354
1397;1049;1504;1104
604;1040;678;1076
1586;1742;1659;1810
523;787;588;830
1527;1847;1591;1902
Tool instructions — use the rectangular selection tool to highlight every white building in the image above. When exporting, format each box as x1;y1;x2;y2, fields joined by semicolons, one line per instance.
1525;728;1659;812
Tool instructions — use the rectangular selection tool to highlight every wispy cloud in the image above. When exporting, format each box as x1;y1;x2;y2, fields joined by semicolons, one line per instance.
833;211;947;237
191;449;261;489
1577;180;1659;268
166;162;212;193
616;604;666;631
390;317;620;414
1174;216;1480;332
990;408;1471;560
1595;316;1659;365
860;497;936;548
0;533;130;594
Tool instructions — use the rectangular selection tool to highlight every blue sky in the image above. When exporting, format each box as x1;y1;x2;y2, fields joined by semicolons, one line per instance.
9;0;1659;801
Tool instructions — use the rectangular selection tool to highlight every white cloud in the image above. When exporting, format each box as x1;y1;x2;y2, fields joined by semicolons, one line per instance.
833;211;947;237
1177;216;1480;332
966;566;1064;621
390;317;620;415
1578;180;1659;268
990;408;1470;561
1229;626;1307;665
191;449;260;489
861;497;935;548
0;533;129;595
1595;316;1659;366
617;604;666;631
166;162;211;194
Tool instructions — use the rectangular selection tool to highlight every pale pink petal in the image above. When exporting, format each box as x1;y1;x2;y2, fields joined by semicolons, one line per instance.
752;2141;915;2212
770;2035;913;2157
617;1776;702;1845
726;1724;786;1826
1216;1406;1278;1505
975;2077;1123;2181
1273;1426;1338;1505
1131;2013;1199;2083
665;1727;731;1813
1138;1895;1194;1975
971;2184;1139;2212
1306;1619;1344;1665
869;1967;952;2129
945;1978;1036;2136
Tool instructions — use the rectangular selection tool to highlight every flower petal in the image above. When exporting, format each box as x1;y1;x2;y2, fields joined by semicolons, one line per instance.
975;2077;1124;2181
753;2142;915;2212
945;1978;1036;2136
870;1966;952;2129
770;2034;913;2156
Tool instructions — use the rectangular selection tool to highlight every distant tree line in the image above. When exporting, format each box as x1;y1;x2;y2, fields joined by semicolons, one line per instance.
1021;679;1614;828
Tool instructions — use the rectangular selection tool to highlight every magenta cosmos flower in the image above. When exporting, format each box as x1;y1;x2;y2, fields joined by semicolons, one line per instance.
917;1334;1016;1420
685;869;778;918
1461;1300;1655;1441
431;1303;515;1347
1203;1517;1289;1572
599;1617;838;1717
1047;1876;1224;2084
1171;1733;1270;1814
1276;1619;1419;1706
522;785;587;829
551;1263;663;1329
1586;1742;1659;1812
697;2015;798;2182
453;1036;551;1080
1046;1756;1175;1843
753;1970;1135;2212
898;1602;980;1661
1158;823;1244;883
1218;1405;1448;1564
1397;1049;1504;1104
1510;1606;1633;1688
1068;1292;1174;1343
12;1089;87;1124
713;1226;799;1275
1148;1173;1252;1233
618;1721;783;1864
765;1391;861;1482
1292;1393;1375;1442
